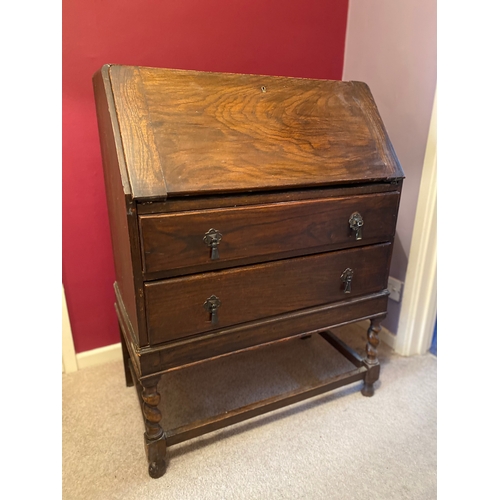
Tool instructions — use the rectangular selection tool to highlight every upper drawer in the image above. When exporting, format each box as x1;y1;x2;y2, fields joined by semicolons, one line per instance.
139;192;399;275
145;242;392;345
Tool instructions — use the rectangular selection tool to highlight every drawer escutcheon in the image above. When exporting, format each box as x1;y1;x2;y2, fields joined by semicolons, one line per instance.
203;228;223;260
203;295;222;325
341;268;354;293
349;212;364;240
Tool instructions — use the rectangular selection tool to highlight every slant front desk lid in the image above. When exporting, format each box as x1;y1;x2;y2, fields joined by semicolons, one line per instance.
99;64;404;200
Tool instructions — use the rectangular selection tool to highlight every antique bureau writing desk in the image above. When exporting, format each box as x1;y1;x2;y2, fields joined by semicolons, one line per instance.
93;64;404;479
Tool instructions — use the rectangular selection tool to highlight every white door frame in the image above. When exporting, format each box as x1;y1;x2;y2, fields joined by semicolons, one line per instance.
394;91;437;356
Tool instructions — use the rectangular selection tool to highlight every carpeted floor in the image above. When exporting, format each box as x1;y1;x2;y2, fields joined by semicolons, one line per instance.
62;321;437;499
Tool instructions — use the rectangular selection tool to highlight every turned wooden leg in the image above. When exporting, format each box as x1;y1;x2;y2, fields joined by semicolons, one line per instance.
118;324;134;387
141;376;168;479
361;318;382;397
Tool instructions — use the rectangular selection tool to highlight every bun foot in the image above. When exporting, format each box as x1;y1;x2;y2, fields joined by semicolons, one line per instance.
361;382;375;397
148;459;167;479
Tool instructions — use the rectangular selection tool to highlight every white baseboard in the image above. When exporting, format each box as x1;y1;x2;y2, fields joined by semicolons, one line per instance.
76;343;122;370
62;285;78;374
379;326;397;350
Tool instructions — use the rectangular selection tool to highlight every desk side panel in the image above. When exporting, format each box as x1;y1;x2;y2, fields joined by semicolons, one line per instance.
93;66;148;347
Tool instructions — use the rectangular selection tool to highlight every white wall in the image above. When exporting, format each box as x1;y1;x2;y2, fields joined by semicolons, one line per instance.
342;0;436;333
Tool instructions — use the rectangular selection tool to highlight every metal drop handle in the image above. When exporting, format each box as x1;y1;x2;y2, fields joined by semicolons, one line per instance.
349;212;364;240
341;268;354;293
203;295;221;325
203;228;222;260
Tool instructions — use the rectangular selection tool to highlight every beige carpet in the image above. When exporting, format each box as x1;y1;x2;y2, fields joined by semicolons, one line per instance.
62;322;437;499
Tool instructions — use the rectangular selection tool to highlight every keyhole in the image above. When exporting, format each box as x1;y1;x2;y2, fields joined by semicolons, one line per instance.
261;86;267;93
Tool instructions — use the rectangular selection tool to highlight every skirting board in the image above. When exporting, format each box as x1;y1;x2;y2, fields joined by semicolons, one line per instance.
76;343;122;370
379;326;396;350
62;285;78;374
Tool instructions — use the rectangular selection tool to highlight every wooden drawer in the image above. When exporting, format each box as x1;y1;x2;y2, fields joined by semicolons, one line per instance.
145;243;392;345
139;192;399;275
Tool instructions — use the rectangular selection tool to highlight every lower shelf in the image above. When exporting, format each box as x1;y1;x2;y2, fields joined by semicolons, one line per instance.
124;320;383;478
165;364;367;446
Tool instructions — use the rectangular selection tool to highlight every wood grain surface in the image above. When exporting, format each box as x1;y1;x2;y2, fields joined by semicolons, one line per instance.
108;65;404;199
145;243;391;344
140;192;399;274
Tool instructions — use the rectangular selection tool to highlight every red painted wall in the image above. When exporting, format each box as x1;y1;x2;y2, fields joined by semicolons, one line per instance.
63;0;349;353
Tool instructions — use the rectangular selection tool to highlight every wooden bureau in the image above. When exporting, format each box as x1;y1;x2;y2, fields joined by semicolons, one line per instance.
93;64;404;479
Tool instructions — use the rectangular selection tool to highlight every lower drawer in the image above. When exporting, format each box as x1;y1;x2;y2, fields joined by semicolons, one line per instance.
145;243;391;345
